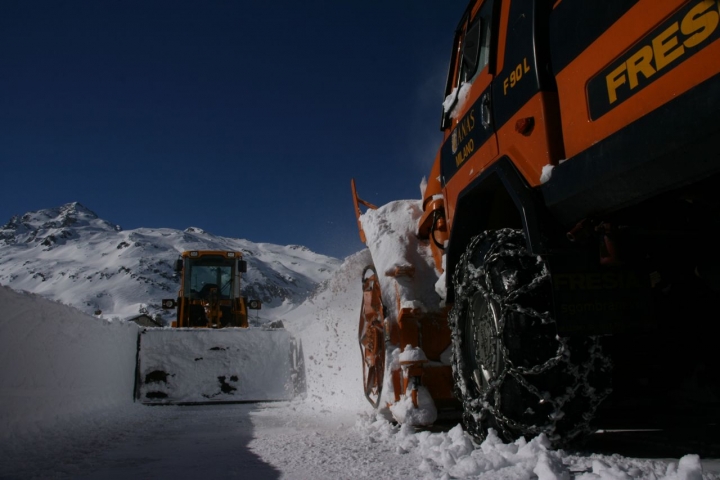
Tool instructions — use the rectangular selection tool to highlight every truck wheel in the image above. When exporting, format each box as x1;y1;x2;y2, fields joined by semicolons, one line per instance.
448;229;611;446
358;266;386;408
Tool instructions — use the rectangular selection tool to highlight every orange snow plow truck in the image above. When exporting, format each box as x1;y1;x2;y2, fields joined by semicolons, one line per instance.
135;250;304;405
353;0;720;446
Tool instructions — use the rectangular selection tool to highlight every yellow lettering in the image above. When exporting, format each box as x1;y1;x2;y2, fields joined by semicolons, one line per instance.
455;152;463;167
681;0;719;48
626;45;656;89
468;109;475;129
606;63;627;104
503;59;531;95
453;139;475;167
652;22;684;70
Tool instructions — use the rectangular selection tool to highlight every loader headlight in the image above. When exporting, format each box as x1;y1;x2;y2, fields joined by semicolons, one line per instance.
227;252;236;258
189;251;199;257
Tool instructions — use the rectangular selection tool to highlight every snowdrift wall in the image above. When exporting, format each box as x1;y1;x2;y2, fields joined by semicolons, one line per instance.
284;249;374;413
0;285;139;439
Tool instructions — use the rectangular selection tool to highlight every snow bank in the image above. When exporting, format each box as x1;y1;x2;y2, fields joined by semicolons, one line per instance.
356;415;711;480
0;285;139;440
283;250;374;414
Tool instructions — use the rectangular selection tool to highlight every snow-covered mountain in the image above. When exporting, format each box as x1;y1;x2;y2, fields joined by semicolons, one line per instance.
0;202;341;322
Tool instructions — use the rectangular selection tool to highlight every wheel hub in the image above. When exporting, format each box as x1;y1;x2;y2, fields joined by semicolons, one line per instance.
474;293;500;390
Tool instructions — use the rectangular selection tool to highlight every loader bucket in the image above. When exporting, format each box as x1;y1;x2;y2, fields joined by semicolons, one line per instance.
135;327;305;404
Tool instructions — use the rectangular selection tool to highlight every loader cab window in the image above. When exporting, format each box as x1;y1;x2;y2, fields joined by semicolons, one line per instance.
184;257;234;299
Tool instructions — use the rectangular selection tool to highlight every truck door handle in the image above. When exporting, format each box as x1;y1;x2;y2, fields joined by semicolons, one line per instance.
481;94;491;129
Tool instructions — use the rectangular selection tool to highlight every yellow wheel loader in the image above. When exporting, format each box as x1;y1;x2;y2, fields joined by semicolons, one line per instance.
134;250;305;404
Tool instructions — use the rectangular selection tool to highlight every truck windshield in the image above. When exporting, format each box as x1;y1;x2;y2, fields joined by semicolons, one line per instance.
184;257;233;299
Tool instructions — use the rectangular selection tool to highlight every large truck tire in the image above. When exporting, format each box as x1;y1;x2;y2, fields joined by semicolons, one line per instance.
448;229;612;447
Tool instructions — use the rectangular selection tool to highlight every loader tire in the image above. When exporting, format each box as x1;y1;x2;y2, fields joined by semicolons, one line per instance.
448;229;611;447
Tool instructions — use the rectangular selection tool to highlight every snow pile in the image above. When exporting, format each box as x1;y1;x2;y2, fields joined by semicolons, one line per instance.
359;200;442;319
541;164;555;184
356;414;711;480
399;344;428;363
0;285;139;440
283;249;374;413
443;81;472;120
388;385;437;426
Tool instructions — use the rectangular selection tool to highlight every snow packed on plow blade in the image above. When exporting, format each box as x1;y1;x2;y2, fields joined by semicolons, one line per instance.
135;327;305;404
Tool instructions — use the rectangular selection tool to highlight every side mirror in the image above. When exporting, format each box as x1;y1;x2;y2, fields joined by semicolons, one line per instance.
174;259;183;273
238;260;247;273
248;299;262;310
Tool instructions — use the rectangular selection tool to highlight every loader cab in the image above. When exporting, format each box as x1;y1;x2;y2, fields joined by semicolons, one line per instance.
167;250;251;328
182;253;244;300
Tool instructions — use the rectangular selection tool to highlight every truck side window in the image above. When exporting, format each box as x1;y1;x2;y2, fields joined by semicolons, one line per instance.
461;2;494;82
441;0;495;130
462;19;482;80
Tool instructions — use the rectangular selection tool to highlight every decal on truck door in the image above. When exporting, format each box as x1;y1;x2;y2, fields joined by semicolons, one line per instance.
440;85;494;184
587;0;720;120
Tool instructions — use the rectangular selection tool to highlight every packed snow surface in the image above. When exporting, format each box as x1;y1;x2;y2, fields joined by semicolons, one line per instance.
1;203;719;478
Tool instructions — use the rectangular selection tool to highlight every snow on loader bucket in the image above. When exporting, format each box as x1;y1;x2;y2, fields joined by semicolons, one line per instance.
134;250;306;405
135;327;305;404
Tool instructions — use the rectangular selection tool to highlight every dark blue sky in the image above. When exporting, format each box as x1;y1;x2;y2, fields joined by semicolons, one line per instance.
0;1;466;259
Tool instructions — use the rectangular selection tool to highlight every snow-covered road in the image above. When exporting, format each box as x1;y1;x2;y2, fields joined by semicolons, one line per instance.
3;250;720;479
3;401;720;480
1;402;420;479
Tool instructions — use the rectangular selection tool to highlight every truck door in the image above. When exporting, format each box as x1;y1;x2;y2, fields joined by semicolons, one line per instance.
440;0;499;223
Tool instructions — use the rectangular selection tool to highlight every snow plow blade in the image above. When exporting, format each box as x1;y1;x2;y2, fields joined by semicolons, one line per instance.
135;327;305;405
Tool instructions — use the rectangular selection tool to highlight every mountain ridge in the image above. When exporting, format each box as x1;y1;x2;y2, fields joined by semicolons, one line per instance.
0;203;342;323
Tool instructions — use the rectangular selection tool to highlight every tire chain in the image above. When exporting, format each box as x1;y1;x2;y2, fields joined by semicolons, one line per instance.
450;229;613;445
